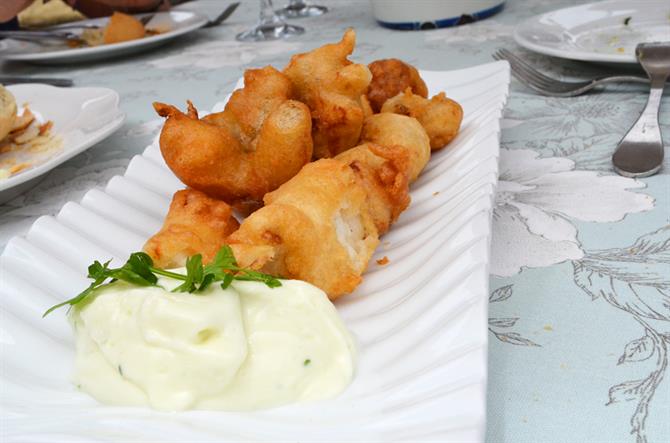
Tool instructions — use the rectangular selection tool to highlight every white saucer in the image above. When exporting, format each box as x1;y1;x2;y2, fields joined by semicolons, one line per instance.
0;84;125;203
0;11;208;64
514;0;669;64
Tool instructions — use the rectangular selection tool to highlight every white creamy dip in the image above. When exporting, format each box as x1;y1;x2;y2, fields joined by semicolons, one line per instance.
70;276;356;411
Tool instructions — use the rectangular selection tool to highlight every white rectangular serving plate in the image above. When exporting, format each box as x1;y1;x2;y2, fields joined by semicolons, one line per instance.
0;61;510;443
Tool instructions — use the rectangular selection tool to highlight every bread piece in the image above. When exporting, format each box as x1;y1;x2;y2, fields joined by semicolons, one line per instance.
0;86;17;142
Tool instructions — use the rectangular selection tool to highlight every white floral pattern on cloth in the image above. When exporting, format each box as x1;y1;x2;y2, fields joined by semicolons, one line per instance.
147;40;303;70
491;149;654;277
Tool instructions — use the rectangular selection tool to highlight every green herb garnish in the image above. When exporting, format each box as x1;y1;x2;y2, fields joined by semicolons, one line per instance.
304;359;311;366
43;245;281;317
623;16;631;25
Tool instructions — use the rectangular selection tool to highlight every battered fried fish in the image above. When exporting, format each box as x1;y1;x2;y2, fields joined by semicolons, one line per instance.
229;159;379;299
143;189;240;269
335;142;410;234
228;117;427;297
366;58;428;113
381;88;463;150
154;66;312;211
283;29;372;158
359;113;431;183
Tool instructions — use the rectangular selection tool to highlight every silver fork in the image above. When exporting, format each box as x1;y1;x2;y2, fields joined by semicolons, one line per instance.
493;48;649;97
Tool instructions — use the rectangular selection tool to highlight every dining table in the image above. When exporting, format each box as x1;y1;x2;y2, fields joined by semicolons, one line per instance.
1;0;668;442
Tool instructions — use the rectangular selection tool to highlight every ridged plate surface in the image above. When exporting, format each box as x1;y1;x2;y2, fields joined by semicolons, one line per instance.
0;61;510;443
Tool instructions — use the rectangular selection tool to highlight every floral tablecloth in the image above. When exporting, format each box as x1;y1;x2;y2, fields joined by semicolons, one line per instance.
1;1;668;442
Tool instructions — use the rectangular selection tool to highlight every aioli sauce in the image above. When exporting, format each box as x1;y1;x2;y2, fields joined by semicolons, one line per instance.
70;277;356;411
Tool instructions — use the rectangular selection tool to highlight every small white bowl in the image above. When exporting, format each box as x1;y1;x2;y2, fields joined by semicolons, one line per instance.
370;0;505;30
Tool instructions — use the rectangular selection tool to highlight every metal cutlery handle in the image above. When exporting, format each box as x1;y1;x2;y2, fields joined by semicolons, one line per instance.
612;43;668;178
595;75;652;85
616;77;665;142
204;2;240;27
629;76;665;143
42;23;100;31
0;76;73;87
0;30;76;41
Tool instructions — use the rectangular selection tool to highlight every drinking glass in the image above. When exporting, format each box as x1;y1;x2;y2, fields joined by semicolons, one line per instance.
276;0;328;19
236;0;305;42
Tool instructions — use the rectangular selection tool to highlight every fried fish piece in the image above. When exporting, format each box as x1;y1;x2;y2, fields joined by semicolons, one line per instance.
143;189;240;269
226;116;432;299
366;58;428;113
381;88;463;150
283;29;372;158
359;113;431;183
228;121;427;297
229;159;379;299
154;66;313;211
335;142;410;234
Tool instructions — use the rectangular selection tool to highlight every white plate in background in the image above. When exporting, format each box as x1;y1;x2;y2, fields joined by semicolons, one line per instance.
0;62;510;442
0;84;125;204
0;11;208;64
514;0;669;64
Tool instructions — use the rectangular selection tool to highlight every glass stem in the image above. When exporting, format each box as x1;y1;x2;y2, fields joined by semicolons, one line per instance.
259;0;282;25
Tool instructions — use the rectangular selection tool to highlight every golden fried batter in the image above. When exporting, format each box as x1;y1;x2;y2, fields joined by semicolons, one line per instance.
359;113;431;183
366;58;428;113
229;159;379;299
154;66;312;210
335;143;410;234
283;29;372;158
381;89;463;150
146;32;465;301
143;189;240;269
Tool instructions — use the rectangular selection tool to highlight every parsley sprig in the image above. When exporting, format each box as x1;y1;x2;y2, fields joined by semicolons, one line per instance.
43;245;281;317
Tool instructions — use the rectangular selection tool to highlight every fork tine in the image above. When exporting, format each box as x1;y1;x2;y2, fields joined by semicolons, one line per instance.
501;58;581;96
494;50;554;86
495;50;557;89
498;48;562;85
497;58;559;95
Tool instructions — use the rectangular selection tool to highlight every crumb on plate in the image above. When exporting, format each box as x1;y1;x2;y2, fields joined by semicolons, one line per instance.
376;256;390;265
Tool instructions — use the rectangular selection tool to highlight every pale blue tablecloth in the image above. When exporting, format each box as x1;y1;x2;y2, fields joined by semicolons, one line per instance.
1;1;668;442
